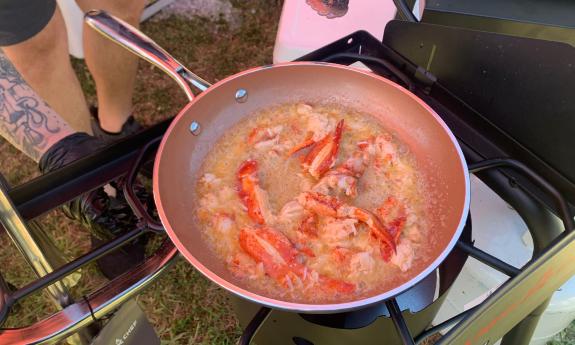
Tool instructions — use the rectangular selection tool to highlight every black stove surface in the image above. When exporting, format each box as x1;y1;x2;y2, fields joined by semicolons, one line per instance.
423;0;575;46
383;20;575;208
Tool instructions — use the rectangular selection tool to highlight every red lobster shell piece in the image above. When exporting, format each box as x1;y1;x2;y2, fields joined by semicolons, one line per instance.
298;191;396;260
302;119;344;179
239;226;355;294
376;196;408;242
237;159;275;225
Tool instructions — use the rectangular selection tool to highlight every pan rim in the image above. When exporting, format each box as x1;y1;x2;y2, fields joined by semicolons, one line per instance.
153;61;470;313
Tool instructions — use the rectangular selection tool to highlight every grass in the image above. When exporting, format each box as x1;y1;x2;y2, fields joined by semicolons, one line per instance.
0;1;281;344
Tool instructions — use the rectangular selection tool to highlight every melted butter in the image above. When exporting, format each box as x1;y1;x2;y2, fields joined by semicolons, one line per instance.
195;103;430;303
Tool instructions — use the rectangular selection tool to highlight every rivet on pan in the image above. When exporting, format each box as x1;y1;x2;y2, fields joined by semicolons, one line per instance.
189;121;201;135
235;88;248;103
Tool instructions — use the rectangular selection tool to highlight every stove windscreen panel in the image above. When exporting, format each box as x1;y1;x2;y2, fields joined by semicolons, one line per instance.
383;21;575;203
423;0;575;47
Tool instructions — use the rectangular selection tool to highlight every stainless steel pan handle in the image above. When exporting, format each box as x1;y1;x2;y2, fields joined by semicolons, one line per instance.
84;10;211;101
0;241;178;344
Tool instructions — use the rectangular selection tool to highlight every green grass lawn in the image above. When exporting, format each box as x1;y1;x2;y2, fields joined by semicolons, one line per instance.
1;1;574;344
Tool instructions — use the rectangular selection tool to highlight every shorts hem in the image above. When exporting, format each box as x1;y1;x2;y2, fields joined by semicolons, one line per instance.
0;0;57;47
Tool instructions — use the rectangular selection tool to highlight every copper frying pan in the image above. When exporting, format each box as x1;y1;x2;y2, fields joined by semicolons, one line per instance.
85;11;470;313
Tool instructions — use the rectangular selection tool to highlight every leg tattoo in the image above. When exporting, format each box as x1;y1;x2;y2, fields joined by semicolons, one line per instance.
0;52;74;161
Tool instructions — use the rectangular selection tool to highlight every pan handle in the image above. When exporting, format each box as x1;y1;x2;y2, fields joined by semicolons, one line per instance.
84;10;211;101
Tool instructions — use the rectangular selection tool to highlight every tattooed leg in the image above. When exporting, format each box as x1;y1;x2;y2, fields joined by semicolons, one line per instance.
0;51;74;162
1;7;93;134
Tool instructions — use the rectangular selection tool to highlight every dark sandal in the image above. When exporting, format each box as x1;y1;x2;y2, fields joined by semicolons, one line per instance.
90;106;143;143
39;133;153;280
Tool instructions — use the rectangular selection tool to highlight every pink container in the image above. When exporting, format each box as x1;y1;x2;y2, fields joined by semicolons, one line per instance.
274;0;424;63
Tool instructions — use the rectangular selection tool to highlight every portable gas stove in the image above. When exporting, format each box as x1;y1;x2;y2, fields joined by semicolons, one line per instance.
0;9;574;345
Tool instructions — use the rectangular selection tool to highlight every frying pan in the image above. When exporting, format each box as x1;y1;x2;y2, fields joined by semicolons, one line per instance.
85;10;470;313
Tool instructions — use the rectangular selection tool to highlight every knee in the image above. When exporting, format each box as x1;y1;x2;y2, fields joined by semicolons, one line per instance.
30;30;67;61
3;10;68;71
99;0;146;25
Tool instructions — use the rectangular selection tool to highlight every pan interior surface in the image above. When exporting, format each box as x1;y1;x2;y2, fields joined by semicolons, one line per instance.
154;63;469;312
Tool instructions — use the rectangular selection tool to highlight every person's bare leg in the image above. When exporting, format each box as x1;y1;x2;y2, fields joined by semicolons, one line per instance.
77;0;146;133
0;52;74;162
2;7;92;134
